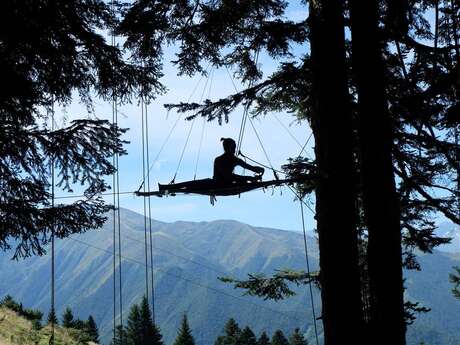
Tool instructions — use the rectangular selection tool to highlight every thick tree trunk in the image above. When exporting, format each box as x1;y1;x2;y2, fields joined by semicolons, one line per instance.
350;0;406;344
308;1;364;344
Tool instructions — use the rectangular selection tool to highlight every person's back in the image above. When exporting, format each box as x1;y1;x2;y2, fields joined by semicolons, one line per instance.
213;152;239;182
213;138;264;184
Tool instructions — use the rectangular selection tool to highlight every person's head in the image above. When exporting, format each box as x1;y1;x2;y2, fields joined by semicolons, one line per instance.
221;138;236;154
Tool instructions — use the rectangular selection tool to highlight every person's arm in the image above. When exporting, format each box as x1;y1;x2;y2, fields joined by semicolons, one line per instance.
236;158;265;175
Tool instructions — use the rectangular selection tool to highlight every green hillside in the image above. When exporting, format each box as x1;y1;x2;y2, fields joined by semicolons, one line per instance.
0;307;96;345
0;208;458;345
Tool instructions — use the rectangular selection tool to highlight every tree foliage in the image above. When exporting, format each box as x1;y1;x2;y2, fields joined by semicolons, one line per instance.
85;315;100;343
62;307;74;328
0;0;164;259
449;266;460;299
0;295;43;321
173;314;195;345
117;2;460;334
47;308;58;325
116;297;163;345
288;329;308;345
271;330;288;345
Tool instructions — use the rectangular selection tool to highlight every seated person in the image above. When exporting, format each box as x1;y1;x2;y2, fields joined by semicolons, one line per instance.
213;138;264;184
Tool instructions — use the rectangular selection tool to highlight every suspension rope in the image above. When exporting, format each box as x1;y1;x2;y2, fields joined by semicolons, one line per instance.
273;114;304;149
145;100;156;322
224;67;247;154
194;69;214;179
141;96;150;303
238;152;286;176
50;100;55;345
298;132;313;157
299;199;320;345
246;116;278;178
112;99;117;345
116;102;123;337
138;63;212;191
172;67;213;182
111;5;123;341
172;118;197;183
225;52;280;179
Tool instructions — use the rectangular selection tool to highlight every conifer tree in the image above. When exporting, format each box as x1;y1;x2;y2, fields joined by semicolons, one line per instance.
257;332;270;345
111;325;128;345
224;319;241;339
173;314;195;345
215;318;241;345
289;329;308;345
47;308;58;326
450;266;460;299
85;315;99;343
61;307;74;328
239;326;257;345
0;0;164;259
73;319;86;330
113;1;460;343
271;330;289;345
139;296;164;345
126;304;143;345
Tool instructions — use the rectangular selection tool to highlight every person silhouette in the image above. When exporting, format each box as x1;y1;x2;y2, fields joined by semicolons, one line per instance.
213;138;264;184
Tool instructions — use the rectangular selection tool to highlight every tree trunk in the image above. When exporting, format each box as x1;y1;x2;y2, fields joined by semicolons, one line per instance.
350;0;406;343
308;1;364;344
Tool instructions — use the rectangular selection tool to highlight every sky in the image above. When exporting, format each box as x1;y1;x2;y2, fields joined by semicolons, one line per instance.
52;1;315;232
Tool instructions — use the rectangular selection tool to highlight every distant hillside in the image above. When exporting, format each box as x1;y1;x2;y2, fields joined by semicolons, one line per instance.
0;307;95;345
0;208;459;345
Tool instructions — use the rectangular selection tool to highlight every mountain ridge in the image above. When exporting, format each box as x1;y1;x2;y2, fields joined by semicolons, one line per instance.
0;208;458;345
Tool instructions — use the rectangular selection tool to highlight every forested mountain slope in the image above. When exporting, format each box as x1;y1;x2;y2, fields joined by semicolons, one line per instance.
0;209;458;345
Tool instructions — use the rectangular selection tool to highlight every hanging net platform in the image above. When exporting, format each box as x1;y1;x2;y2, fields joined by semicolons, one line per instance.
135;176;315;198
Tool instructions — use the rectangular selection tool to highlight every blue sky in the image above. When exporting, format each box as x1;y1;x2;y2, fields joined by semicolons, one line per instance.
52;1;315;232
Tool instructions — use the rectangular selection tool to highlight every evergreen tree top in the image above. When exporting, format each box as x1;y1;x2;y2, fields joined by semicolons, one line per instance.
289;329;308;345
62;307;74;328
271;330;289;345
224;318;241;337
86;315;99;343
257;331;271;345
47;308;58;325
173;314;195;345
239;326;257;345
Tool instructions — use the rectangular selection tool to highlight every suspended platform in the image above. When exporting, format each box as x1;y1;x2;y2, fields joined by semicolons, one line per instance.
135;176;315;198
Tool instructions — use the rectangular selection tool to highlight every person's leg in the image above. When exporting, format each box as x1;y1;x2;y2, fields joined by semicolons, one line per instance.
232;174;260;183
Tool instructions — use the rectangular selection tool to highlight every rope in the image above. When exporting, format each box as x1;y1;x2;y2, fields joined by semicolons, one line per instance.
172;118;197;182
141;96;150;303
246;116;279;179
116;101;123;336
145;101;156;322
111;7;123;341
138;63;212;191
111;3;117;342
238;152;286;176
112;100;117;345
299;199;320;345
225;52;279;179
298;132;313;157
50;100;55;345
172;67;213;182
194;69;214;179
225;67;247;153
273;114;304;149
194;118;207;180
